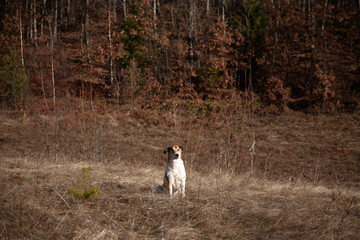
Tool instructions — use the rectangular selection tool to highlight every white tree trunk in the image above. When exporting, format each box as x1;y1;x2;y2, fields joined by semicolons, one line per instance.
19;9;25;67
222;0;225;21
48;15;56;110
206;0;210;16
33;0;38;45
153;0;157;29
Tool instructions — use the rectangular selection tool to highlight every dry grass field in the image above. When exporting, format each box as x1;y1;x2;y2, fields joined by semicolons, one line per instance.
1;102;360;239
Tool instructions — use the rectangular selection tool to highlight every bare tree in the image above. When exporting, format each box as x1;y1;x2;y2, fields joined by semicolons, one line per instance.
32;0;38;46
80;23;85;57
242;1;252;91
188;0;196;82
222;0;226;21
123;0;127;20
206;0;210;17
108;0;114;85
54;0;58;39
113;0;116;23
18;8;25;67
47;8;56;110
321;0;328;37
85;0;91;63
153;0;157;29
65;0;70;29
358;0;360;63
41;0;46;37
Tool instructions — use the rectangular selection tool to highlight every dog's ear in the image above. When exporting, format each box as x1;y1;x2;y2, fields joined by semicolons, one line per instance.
179;145;184;151
164;147;171;154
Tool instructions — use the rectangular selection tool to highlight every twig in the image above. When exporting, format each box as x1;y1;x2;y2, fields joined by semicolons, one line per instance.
103;212;128;232
51;187;71;209
55;213;68;230
92;229;107;240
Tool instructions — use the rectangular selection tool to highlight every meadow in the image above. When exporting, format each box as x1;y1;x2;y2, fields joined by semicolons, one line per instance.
1;100;359;239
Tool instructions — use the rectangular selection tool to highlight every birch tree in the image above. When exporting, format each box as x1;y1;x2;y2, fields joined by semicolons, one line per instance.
18;8;25;67
32;0;38;46
49;20;56;111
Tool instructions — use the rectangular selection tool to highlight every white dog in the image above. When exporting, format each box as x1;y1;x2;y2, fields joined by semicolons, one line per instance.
157;145;186;198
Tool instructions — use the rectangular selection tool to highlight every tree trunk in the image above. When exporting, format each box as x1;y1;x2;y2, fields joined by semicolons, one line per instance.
41;69;50;112
54;0;58;39
113;0;116;23
222;0;225;21
206;0;210;17
321;0;328;37
273;18;279;64
188;0;196;82
321;0;329;73
85;0;91;63
18;9;25;67
170;2;175;32
41;0;47;37
30;0;33;42
108;0;114;85
80;23;85;57
123;0;127;20
153;0;157;29
358;0;360;63
33;0;38;46
65;0;70;30
48;13;56;111
311;0;315;53
188;0;195;82
243;2;252;91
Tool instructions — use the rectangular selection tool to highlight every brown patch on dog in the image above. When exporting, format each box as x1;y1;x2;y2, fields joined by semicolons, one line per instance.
163;172;169;189
164;145;183;154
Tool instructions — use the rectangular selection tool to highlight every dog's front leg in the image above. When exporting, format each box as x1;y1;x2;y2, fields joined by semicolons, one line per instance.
181;181;186;198
168;180;173;197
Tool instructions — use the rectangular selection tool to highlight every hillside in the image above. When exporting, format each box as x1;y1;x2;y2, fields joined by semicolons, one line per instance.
1;1;359;112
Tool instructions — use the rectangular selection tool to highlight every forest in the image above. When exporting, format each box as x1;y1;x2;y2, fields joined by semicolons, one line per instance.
0;0;359;112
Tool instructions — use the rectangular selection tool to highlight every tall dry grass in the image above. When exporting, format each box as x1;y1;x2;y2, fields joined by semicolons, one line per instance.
1;102;360;239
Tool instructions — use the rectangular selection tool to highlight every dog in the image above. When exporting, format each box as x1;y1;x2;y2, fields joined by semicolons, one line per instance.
157;145;186;198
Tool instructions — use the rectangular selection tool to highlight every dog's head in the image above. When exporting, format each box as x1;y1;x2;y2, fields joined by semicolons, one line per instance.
164;145;183;161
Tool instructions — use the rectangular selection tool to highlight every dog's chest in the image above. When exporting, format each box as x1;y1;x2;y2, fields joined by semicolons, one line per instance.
166;159;186;180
